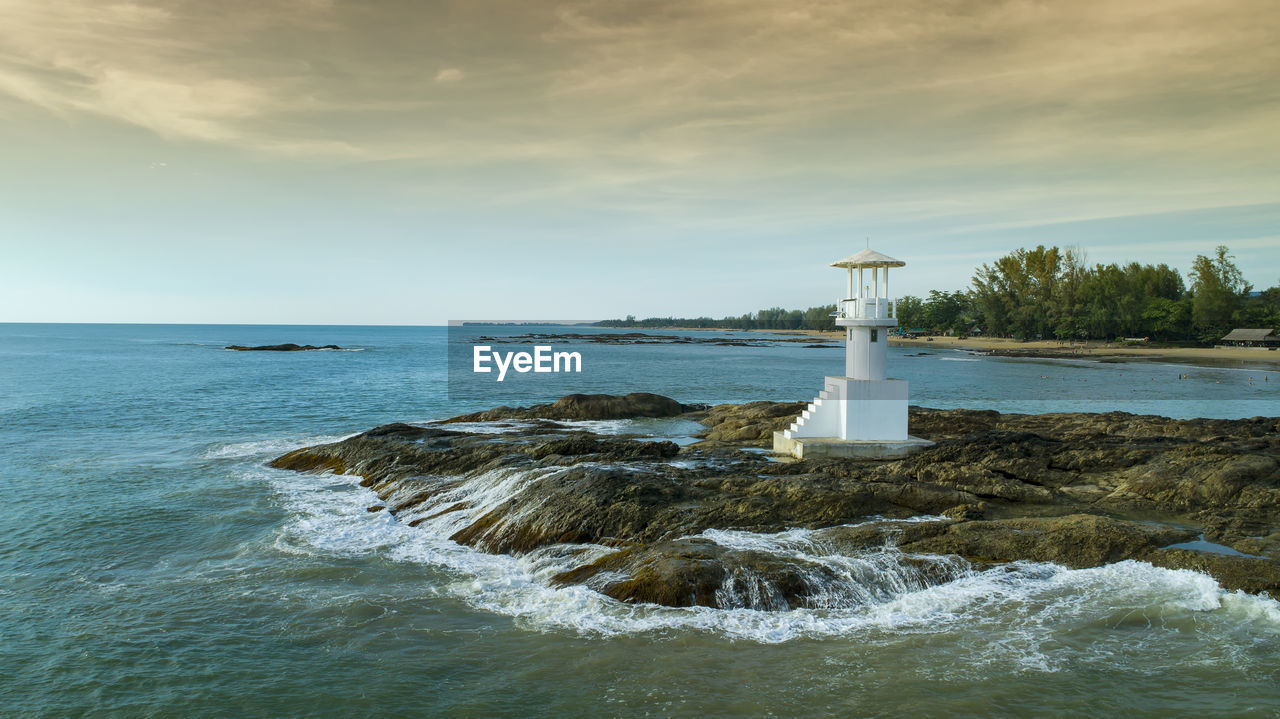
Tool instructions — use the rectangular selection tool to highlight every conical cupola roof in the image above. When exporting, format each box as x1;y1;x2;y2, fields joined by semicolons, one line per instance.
830;248;905;268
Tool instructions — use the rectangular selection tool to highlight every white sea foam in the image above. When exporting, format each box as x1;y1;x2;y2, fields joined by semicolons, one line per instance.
422;417;705;437
422;421;531;434
256;458;1280;652
692;516;947;552
551;418;707;437
202;433;359;460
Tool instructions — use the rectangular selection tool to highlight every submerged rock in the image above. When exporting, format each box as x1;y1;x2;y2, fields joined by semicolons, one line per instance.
442;392;697;422
269;394;1280;607
225;343;343;351
550;535;969;610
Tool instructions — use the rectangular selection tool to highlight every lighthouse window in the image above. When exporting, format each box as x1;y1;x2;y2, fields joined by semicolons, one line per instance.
870;329;878;342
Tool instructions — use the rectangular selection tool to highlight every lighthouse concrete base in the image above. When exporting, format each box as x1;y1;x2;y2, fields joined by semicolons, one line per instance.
781;377;911;442
772;432;933;460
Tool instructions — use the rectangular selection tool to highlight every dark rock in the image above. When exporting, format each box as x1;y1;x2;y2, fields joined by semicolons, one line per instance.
269;395;1280;606
695;401;807;445
225;343;343;351
443;392;691;422
528;436;679;460
553;539;728;607
899;514;1197;568
942;503;986;521
1143;549;1280;596
550;536;969;610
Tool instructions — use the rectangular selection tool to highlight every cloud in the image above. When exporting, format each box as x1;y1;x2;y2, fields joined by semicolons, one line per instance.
434;67;465;84
0;0;334;144
0;0;1276;228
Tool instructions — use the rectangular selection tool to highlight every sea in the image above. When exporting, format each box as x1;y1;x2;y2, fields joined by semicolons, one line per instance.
2;323;1278;718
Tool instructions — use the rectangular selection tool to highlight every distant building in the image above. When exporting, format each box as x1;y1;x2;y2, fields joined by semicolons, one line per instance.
1219;328;1279;347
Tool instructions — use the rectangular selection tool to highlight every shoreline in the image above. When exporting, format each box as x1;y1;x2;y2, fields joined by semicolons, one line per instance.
609;326;1280;367
890;335;1280;368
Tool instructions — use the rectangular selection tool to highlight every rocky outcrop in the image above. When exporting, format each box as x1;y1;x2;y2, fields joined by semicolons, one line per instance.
270;394;1280;607
695;401;807;444
225;344;343;351
441;392;697;422
550;535;969;609
549;514;1206;609
819;514;1195;568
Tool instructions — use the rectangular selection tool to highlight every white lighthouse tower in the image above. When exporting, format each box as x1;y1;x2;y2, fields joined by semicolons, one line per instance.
773;248;932;459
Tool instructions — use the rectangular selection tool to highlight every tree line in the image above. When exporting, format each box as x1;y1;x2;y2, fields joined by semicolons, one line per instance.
597;305;839;332
598;245;1280;343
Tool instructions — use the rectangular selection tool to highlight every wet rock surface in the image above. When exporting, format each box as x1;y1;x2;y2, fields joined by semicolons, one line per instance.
225;343;343;351
270;395;1280;607
441;392;698;422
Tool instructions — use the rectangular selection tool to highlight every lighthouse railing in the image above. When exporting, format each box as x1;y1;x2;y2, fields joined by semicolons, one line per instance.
839;298;891;320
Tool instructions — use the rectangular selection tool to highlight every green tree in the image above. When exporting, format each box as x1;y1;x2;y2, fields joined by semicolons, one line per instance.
973;245;1080;338
1236;283;1280;330
601;246;1209;342
1139;296;1189;340
922;290;966;333
801;305;837;331
1189;246;1250;342
1078;264;1123;339
971;255;1018;336
1052;249;1090;340
895;295;924;330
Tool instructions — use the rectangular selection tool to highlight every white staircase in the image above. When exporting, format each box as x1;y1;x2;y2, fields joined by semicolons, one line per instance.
783;383;839;439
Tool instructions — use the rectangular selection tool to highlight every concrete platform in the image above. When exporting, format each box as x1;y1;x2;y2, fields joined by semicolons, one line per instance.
773;431;933;460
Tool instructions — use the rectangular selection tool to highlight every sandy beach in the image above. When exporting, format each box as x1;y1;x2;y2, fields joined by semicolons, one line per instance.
657;327;1280;366
889;335;1280;366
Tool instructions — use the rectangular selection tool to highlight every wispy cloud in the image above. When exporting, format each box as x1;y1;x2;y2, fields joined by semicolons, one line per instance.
0;0;1277;226
434;67;465;84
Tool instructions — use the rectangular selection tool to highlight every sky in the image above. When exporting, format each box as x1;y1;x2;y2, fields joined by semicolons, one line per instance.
1;0;1277;324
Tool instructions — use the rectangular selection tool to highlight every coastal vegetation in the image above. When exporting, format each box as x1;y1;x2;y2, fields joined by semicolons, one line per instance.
599;305;840;332
598;245;1280;343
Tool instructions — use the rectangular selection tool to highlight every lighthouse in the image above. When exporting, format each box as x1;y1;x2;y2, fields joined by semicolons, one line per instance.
773;248;933;459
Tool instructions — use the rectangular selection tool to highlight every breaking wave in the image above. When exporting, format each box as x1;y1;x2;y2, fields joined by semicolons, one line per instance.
202;433;360;460
257;457;1280;655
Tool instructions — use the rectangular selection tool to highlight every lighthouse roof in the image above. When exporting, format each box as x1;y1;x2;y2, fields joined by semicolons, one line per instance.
830;248;905;268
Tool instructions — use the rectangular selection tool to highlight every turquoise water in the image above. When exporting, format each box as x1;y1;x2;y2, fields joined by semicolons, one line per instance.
2;324;1278;717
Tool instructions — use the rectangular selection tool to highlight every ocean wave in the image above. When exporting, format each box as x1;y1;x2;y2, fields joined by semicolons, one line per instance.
202;433;358;460
431;417;706;437
257;462;1280;656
